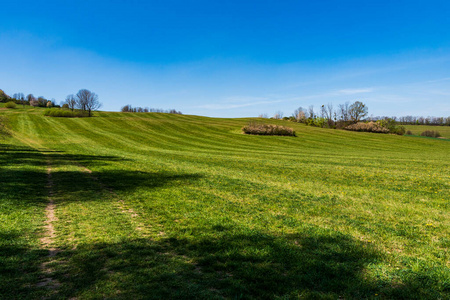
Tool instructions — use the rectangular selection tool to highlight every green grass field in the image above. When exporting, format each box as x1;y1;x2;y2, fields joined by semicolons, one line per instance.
1;106;449;299
403;125;450;138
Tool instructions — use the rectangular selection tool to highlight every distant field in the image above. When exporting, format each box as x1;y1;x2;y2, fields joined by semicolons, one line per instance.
403;124;450;138
1;107;449;299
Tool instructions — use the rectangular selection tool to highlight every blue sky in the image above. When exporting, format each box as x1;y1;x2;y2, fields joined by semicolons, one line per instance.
1;0;449;117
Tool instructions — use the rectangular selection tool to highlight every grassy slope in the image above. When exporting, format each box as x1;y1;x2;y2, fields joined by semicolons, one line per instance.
0;106;449;299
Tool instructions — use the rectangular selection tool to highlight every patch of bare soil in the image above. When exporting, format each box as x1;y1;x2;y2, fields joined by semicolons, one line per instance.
37;163;60;290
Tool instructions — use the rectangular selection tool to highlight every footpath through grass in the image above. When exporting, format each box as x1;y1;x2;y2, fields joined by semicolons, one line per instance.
0;107;449;299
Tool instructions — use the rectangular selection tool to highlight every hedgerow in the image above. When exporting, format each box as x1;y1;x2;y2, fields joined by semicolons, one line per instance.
43;109;88;118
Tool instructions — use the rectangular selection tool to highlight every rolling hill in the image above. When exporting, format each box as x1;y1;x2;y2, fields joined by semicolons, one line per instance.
1;106;449;299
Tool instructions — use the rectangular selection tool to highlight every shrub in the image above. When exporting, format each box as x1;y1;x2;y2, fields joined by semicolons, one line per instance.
345;120;406;135
345;122;389;133
405;130;413;135
5;101;16;109
377;118;405;135
391;125;406;135
43;108;88;118
306;117;326;128
242;122;296;136
421;130;441;138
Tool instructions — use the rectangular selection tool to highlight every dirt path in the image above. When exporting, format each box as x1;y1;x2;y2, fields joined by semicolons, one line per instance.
37;161;60;290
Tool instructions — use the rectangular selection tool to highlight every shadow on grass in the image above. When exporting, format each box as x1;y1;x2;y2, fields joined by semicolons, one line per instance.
0;143;202;298
0;143;202;203
0;143;126;168
1;144;447;299
32;228;445;299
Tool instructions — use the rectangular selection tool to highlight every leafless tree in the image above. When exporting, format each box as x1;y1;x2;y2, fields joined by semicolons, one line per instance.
273;111;284;119
76;89;101;117
293;106;306;122
325;103;334;127
308;105;315;119
65;94;77;111
338;102;350;121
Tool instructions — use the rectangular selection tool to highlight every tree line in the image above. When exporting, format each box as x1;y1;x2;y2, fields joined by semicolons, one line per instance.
261;101;450;127
0;88;101;117
121;105;182;114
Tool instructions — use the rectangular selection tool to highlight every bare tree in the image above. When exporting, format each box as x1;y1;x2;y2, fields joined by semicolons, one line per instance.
348;101;368;123
325;103;334;127
308;105;315;119
293;107;306;122
12;93;25;106
273;111;284;119
65;94;77;111
338;102;350;121
76;89;101;117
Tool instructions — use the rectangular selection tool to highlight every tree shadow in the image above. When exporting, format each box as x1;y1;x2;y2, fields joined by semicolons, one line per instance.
0;143;202;205
0;143;202;298
31;227;445;299
0;143;126;168
1;144;447;299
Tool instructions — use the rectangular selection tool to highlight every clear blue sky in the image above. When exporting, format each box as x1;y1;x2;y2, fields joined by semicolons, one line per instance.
1;0;449;117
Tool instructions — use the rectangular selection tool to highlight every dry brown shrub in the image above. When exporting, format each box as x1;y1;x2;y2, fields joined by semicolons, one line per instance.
242;122;296;136
345;122;389;133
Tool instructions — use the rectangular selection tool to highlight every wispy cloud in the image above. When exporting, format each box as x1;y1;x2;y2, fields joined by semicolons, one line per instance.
337;88;374;95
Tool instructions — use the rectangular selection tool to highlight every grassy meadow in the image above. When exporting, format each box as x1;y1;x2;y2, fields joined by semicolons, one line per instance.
0;105;449;299
403;125;450;138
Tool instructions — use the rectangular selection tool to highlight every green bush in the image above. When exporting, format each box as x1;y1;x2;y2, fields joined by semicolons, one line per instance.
43;109;88;118
242;122;296;136
5;101;16;109
377;119;405;135
405;130;413;135
421;130;441;138
306;117;326;128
